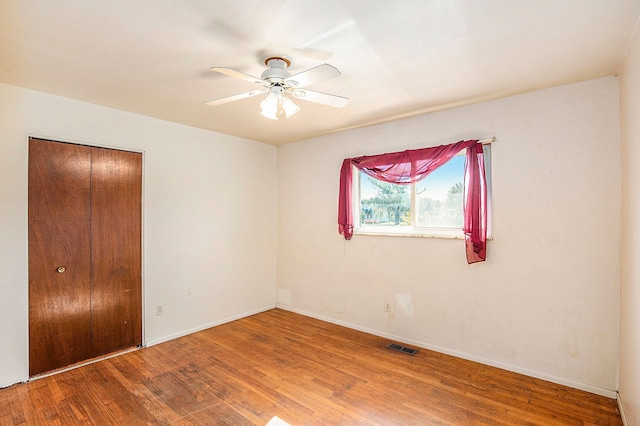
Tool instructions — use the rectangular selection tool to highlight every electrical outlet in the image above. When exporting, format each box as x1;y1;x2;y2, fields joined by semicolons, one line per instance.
156;305;164;316
384;301;392;313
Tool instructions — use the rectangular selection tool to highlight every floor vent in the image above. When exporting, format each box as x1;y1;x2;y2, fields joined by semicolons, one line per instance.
387;343;418;356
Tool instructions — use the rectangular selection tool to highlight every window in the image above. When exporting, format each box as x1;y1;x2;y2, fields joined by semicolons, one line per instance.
354;144;491;238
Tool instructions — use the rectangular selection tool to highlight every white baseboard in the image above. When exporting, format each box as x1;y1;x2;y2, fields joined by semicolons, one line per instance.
618;393;629;426
277;305;618;400
145;304;276;347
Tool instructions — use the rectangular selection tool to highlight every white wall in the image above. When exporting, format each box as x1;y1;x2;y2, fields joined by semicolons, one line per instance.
0;76;623;399
619;22;640;425
0;83;278;387
277;78;620;396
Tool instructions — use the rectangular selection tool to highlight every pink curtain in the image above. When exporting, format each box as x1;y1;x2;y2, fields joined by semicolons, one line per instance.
463;143;487;263
338;140;487;264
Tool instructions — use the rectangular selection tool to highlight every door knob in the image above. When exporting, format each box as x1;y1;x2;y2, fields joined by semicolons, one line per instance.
56;266;66;273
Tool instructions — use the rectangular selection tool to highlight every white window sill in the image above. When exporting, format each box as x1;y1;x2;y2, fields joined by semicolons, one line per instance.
353;229;493;241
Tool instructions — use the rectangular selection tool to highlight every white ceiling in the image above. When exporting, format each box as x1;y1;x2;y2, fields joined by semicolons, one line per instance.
1;1;639;145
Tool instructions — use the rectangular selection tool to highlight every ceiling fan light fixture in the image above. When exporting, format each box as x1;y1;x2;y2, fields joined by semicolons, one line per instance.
260;92;280;120
281;94;300;118
260;85;300;120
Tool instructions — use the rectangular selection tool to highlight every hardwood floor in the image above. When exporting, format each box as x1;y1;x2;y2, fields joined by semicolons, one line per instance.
0;309;622;425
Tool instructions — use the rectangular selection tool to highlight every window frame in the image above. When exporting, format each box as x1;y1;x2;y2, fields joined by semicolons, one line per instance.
352;144;492;239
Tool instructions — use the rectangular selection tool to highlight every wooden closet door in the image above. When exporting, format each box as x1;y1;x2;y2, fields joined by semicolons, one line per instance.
29;139;93;375
28;138;142;376
90;147;142;356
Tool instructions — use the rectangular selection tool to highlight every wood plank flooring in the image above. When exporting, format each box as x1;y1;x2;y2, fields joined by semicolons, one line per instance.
0;309;622;425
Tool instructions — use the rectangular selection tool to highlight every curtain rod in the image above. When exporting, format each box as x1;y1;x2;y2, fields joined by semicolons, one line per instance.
479;137;496;144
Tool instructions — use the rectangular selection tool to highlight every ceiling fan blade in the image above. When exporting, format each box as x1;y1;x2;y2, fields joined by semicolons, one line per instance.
205;89;267;106
210;67;265;85
285;64;341;88
289;89;349;108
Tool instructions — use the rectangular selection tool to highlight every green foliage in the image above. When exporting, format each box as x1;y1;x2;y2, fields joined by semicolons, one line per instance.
360;177;464;228
360;178;410;226
449;182;463;194
416;181;464;227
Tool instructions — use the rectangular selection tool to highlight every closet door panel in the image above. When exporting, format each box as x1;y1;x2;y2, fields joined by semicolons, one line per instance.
90;147;142;356
28;139;93;375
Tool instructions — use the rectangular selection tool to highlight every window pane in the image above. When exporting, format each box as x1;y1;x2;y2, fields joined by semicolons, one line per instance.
360;173;411;226
416;155;465;228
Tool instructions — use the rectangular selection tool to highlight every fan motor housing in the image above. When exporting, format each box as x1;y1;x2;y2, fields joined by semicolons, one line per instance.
261;69;290;83
261;57;291;83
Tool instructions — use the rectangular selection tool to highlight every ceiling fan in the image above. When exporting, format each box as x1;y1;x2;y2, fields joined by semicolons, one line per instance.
206;56;349;120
